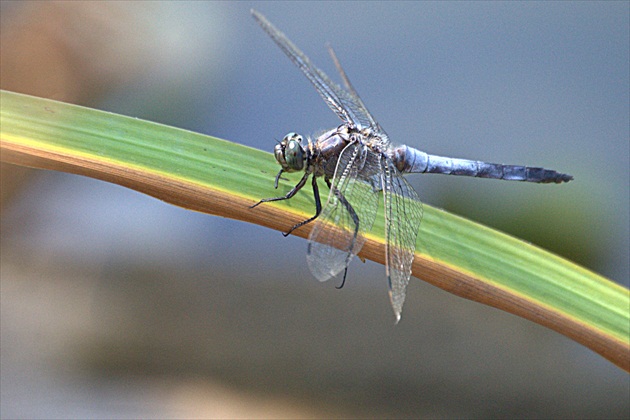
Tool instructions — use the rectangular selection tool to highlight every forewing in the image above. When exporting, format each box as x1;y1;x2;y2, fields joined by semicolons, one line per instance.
381;158;423;322
252;10;374;130
306;142;380;281
327;45;390;144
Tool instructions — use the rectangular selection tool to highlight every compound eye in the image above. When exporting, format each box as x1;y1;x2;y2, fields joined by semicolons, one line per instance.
284;137;305;171
273;143;286;166
282;132;302;143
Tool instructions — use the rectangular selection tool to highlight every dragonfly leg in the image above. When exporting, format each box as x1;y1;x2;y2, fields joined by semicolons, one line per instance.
273;169;285;188
250;171;310;209
337;267;349;289
283;175;323;237
332;188;360;289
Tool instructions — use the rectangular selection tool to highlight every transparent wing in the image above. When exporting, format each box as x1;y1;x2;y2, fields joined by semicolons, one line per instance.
326;45;390;144
252;10;378;131
306;142;381;281
381;158;423;322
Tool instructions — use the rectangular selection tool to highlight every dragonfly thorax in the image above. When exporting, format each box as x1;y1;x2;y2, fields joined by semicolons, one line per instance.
274;132;306;172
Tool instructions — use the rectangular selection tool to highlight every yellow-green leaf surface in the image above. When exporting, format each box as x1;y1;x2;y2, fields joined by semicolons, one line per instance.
2;90;628;371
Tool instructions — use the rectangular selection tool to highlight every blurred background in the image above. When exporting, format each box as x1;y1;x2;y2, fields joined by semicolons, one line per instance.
1;1;628;418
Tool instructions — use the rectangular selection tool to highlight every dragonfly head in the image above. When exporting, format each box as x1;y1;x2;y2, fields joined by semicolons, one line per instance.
275;132;306;172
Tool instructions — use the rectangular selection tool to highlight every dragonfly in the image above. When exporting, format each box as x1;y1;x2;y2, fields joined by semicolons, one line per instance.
250;10;573;322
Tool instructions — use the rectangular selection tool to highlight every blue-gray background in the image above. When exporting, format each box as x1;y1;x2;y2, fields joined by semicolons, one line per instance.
2;1;628;418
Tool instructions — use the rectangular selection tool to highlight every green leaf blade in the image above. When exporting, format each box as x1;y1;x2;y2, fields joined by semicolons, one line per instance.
1;90;628;370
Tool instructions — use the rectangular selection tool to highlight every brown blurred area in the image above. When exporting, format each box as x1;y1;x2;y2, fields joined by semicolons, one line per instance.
1;1;147;103
1;1;148;207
